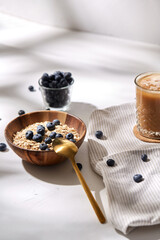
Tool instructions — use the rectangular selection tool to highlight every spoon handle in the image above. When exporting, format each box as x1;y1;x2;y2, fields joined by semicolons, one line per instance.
70;158;106;224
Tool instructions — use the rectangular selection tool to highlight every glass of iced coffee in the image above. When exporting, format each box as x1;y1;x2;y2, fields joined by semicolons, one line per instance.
135;72;160;139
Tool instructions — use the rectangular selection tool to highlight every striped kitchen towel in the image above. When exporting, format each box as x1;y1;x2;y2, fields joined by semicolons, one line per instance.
88;102;160;234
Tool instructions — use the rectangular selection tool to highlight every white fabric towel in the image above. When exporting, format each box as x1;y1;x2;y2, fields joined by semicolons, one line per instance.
88;102;160;234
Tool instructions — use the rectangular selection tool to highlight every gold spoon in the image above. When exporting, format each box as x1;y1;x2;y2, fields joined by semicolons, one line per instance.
52;138;106;224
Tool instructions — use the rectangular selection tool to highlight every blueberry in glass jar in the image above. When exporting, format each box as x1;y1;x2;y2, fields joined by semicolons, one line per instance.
39;70;74;110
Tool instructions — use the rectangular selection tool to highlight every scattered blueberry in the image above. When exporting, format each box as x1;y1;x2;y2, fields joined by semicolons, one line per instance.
0;143;7;151
70;138;76;143
133;174;143;183
49;131;56;139
66;133;74;140
46;108;50;110
52;119;60;126
32;134;43;142
55;133;63;138
28;85;35;91
44;137;52;144
37;125;45;135
46;122;55;131
25;130;33;140
39;143;48;150
18;110;25;116
77;163;82;171
95;130;103;139
141;154;148;162
106;159;115;167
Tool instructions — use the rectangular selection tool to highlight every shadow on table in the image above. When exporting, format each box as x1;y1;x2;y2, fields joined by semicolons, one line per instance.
22;140;107;220
116;224;160;240
22;101;107;220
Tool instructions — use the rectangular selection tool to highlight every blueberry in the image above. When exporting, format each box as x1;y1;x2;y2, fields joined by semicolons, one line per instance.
18;110;25;115
42;80;49;87
55;133;63;138
54;74;62;81
63;72;72;79
41;73;49;81
25;130;33;140
49;131;56;139
0;143;7;151
67;77;74;85
77;163;82;171
37;125;45;135
69;138;76;143
46;108;50;110
28;85;34;91
54;71;63;77
133;174;143;183
46;122;55;131
106;159;115;167
141;154;148;162
52;119;60;126
66;133;74;140
44;137;52;144
50;81;57;88
49;74;55;80
32;134;43;142
39;143;48;150
95;130;103;139
59;78;68;88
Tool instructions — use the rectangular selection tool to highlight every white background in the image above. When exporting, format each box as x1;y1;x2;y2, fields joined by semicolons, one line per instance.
0;1;160;239
0;0;160;45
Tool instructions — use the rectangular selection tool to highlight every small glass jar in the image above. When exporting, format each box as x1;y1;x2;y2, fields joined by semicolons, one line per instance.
39;78;74;111
135;72;160;139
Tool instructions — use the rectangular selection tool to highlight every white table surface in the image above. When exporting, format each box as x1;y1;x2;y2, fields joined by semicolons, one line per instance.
1;13;160;240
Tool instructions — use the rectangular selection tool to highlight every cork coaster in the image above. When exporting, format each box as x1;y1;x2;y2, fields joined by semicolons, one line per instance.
133;125;160;143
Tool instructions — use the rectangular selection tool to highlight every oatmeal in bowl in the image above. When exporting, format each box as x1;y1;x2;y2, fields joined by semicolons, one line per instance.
13;120;80;151
5;111;86;166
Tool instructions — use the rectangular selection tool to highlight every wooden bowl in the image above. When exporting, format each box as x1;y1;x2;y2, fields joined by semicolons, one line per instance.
5;111;86;166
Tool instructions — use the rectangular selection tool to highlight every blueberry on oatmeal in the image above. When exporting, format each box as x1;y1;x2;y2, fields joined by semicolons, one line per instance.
37;125;45;136
39;143;48;150
25;130;33;140
55;133;63;138
66;133;74;140
44;137;52;144
32;134;43;142
49;131;56;139
46;122;55;131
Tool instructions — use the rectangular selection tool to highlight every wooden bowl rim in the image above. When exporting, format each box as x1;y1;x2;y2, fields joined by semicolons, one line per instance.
5;110;87;153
